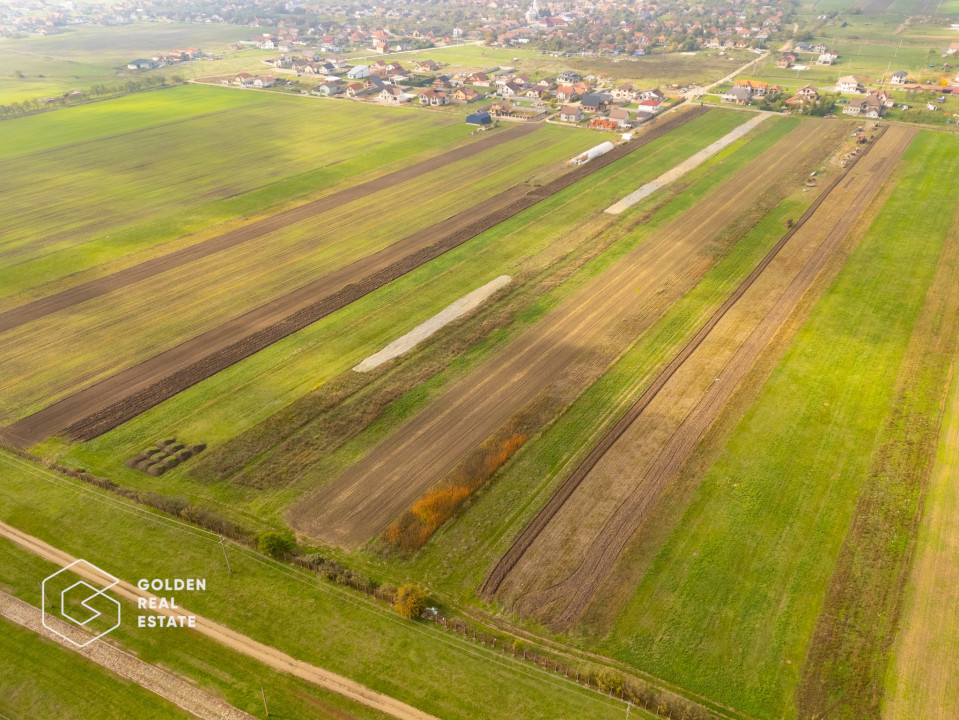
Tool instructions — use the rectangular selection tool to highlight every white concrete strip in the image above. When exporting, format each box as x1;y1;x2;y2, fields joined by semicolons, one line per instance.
354;275;512;372
605;112;772;215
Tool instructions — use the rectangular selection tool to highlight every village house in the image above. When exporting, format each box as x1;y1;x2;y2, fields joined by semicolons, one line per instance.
776;52;797;68
638;88;665;102
453;87;480;103
635;98;663;116
735;79;769;97
346;82;366;97
890;71;909;85
611;83;639;102
379;86;409;103
312;81;342;96
233;72;255;87
836;75;866;94
347;64;370;79
415;59;440;72
580;93;611;113
817;50;839;65
722;86;753;104
842;91;889;118
417;89;449;106
558;104;584;122
555;85;581;101
489;101;513;117
608;107;633;128
252;76;276;89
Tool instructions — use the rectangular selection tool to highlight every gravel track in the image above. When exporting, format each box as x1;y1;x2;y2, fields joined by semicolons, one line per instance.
0;520;439;720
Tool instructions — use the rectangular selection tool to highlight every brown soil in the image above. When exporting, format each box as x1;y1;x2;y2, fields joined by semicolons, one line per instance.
486;126;917;629
290;118;845;550
0;124;539;335
0;519;440;720
0;108;706;449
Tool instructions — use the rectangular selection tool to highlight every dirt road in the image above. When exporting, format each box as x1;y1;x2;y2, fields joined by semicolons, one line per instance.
0;124;538;336
291;119;847;549
0;520;439;720
0;590;256;720
0;108;705;449
489;126;917;628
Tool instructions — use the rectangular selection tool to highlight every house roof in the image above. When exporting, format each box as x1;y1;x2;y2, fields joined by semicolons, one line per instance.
559;104;580;114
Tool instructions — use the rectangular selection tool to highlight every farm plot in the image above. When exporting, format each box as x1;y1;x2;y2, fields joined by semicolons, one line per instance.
0;122;590;435
290;118;848;550
0;84;480;305
55;110;749;523
595;129;958;720
487;126;917;628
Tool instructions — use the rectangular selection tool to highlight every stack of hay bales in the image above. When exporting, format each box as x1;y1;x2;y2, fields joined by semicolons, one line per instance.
125;437;206;476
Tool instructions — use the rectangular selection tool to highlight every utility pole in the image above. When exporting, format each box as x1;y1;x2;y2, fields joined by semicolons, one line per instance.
221;537;233;574
261;687;269;717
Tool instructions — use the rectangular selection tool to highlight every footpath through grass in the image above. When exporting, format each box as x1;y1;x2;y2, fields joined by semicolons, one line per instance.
0;450;637;720
596;130;957;720
0;615;192;720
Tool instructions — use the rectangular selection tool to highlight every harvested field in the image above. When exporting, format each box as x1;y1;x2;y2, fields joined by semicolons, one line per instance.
0;125;537;335
485;126;917;628
290;118;848;550
0;108;708;449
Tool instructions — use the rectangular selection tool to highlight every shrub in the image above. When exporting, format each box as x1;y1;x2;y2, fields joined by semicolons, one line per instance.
257;530;297;558
180;505;234;534
139;492;189;516
392;584;428;619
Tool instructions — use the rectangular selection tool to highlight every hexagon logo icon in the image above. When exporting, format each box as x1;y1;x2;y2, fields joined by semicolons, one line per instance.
42;559;121;648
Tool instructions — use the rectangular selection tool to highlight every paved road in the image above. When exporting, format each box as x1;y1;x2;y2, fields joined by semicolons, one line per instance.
0;520;439;720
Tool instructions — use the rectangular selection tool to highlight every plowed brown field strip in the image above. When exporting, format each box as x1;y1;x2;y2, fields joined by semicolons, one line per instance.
0;108;707;449
0;124;538;335
488;126;916;629
291;119;845;550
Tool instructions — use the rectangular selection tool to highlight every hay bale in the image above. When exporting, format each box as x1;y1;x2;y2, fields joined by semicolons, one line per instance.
169;443;185;453
135;460;152;472
160;438;176;447
162;456;180;469
146;464;166;476
176;449;193;462
124;457;139;468
145;448;162;457
190;443;207;454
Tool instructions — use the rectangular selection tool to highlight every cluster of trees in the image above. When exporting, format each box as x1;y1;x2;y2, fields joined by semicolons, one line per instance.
0;75;179;119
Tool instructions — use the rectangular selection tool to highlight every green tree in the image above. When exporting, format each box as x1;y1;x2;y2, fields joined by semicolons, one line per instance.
257;530;296;557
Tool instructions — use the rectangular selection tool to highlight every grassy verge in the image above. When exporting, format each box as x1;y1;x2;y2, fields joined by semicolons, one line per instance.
595;130;955;720
0;451;638;720
0;615;192;720
796;131;959;719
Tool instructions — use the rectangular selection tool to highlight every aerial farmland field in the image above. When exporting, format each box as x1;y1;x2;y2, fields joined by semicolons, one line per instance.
3;2;959;718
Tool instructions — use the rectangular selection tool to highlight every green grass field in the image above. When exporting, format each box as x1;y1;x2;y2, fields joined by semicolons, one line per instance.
592;129;959;719
0;114;589;423
0;450;642;720
0;616;193;720
0;22;253;103
50;110;756;533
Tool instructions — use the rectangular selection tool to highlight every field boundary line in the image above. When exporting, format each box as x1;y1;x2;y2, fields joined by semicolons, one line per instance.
480;124;890;599
0;107;708;448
